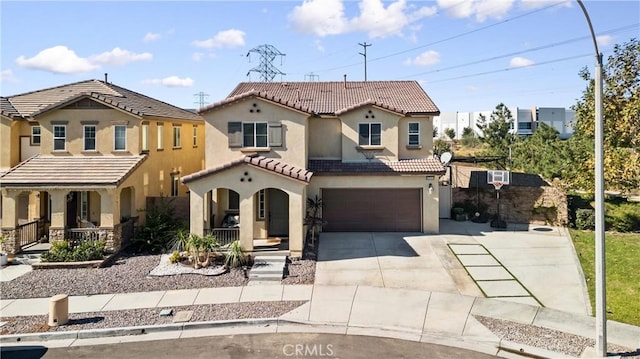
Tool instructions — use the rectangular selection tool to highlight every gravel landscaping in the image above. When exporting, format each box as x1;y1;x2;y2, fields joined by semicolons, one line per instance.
474;315;639;358
0;301;305;335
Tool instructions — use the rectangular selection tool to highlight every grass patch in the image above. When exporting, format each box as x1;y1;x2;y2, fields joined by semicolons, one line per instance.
570;229;640;326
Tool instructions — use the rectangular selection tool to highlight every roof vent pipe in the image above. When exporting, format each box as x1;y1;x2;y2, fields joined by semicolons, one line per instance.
343;74;347;88
104;73;108;83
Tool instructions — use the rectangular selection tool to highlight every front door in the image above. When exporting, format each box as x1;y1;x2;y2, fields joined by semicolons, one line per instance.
268;189;288;237
66;192;78;228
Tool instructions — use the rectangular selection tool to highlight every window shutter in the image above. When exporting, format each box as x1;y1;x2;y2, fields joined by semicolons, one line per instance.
269;123;283;147
228;122;242;147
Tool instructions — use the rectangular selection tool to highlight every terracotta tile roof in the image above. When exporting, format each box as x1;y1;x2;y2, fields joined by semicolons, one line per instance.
200;81;439;116
182;154;313;184
308;158;445;175
3;79;201;121
0;154;147;187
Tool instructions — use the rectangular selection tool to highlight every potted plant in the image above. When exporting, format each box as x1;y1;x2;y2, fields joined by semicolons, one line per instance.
0;234;8;266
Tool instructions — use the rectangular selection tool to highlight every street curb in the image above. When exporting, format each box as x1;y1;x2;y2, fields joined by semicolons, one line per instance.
0;318;575;359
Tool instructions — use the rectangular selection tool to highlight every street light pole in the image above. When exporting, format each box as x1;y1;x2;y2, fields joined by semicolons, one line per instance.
576;0;606;356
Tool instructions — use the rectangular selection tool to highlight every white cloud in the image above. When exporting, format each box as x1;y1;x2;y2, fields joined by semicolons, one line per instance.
15;46;98;74
192;29;246;49
520;0;572;10
509;56;534;68
0;69;17;82
288;0;435;38
192;52;205;62
597;35;614;47
143;32;161;42
143;76;194;87
89;48;152;66
405;50;441;66
437;0;516;22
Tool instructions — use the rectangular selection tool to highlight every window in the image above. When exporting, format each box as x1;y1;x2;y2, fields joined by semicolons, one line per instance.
243;122;268;148
142;123;149;151
257;189;265;220
192;125;198;147
518;122;533;130
173;126;181;148
114;125;126;151
157;123;164;150
171;173;180;196
408;122;420;146
31;126;41;145
53;125;66;151
83;125;97;151
80;191;89;220
228;190;239;210
358;123;381;146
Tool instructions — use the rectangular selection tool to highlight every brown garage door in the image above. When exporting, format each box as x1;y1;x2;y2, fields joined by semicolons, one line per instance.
322;188;421;232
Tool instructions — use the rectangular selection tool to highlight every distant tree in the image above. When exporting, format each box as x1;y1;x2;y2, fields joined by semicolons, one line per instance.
511;123;569;180
433;126;438;138
460;127;481;148
433;138;451;157
444;128;456;141
564;38;640;193
476;103;515;160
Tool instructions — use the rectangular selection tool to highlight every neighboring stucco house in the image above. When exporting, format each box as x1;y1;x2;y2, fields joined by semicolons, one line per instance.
0;79;204;254
182;80;445;257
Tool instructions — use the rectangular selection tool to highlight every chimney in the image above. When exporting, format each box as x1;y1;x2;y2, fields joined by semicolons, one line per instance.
343;74;347;88
104;73;108;83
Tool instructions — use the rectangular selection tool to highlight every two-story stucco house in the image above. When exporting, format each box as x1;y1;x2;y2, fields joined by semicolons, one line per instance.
0;79;204;254
182;80;445;257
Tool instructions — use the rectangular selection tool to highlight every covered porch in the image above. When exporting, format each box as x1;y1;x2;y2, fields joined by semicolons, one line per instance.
182;154;312;257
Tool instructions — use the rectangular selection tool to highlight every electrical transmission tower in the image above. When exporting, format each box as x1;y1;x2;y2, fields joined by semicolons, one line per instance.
193;92;210;109
246;44;286;82
359;42;372;81
305;72;319;82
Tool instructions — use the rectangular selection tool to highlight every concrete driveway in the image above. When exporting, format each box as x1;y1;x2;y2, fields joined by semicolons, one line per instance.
315;232;481;295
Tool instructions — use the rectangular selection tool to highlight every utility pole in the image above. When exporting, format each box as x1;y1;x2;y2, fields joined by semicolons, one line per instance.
358;42;372;81
246;44;286;82
305;72;319;82
193;92;209;109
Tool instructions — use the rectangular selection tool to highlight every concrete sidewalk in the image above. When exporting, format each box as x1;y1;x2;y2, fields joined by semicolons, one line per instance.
1;284;639;357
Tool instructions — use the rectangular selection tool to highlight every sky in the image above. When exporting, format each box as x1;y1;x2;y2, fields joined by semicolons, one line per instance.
1;0;638;113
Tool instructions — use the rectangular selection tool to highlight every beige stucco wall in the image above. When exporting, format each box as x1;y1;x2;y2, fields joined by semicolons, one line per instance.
308;117;341;159
308;175;440;233
340;107;400;162
202;98;308;169
0;117;30;170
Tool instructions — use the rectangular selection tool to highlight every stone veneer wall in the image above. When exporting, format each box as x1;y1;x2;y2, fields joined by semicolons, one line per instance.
0;229;19;255
452;185;568;225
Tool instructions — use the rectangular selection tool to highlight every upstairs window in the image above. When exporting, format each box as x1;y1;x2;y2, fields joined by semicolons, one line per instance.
53;125;66;151
141;123;149;151
192;125;198;147
83;125;97;151
243;122;268;148
358;123;381;146
31;126;41;145
114;125;126;151
157;123;164;150
173;125;181;148
408;122;420;146
171;173;180;196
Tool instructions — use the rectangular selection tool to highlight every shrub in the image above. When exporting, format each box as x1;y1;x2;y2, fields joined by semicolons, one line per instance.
41;240;105;262
131;197;181;253
224;241;248;268
575;209;595;230
605;202;640;232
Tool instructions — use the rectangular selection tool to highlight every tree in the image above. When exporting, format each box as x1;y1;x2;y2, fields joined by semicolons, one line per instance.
565;38;640;193
460;127;481;148
476;103;516;160
511;123;570;180
433;138;451;157
433;126;438;138
444;128;456;140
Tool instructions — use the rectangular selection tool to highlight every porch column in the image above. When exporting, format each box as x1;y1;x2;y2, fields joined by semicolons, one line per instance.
99;189;118;228
189;188;205;236
48;190;68;242
288;190;305;258
1;189;20;254
239;193;254;251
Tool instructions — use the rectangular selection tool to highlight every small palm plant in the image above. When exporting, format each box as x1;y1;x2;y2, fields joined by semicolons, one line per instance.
187;233;219;269
224;240;248;268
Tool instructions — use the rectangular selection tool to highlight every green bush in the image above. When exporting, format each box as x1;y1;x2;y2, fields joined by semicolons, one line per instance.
606;202;640;232
575;209;595;230
131;197;182;253
41;240;105;262
224;241;248;268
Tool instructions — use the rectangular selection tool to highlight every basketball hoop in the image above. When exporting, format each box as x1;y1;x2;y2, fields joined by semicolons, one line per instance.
492;181;503;191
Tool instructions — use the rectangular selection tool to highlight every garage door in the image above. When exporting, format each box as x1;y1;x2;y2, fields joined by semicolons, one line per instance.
322;188;421;232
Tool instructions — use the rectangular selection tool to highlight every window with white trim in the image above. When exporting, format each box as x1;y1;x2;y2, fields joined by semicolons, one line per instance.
408;122;420;146
257;189;265;220
80;191;89;220
358;123;381;146
243;122;268;148
157;123;164;150
171;173;180;196
53;125;66;151
141;123;149;151
31;126;41;146
173;126;181;148
114;125;126;151
83;125;97;151
192;125;198;147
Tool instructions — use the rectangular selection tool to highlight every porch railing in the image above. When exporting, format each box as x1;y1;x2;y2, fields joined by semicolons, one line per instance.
17;220;39;248
66;228;101;244
204;228;239;248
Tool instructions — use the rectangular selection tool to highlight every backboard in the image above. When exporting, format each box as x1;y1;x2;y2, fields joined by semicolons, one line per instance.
487;170;509;185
